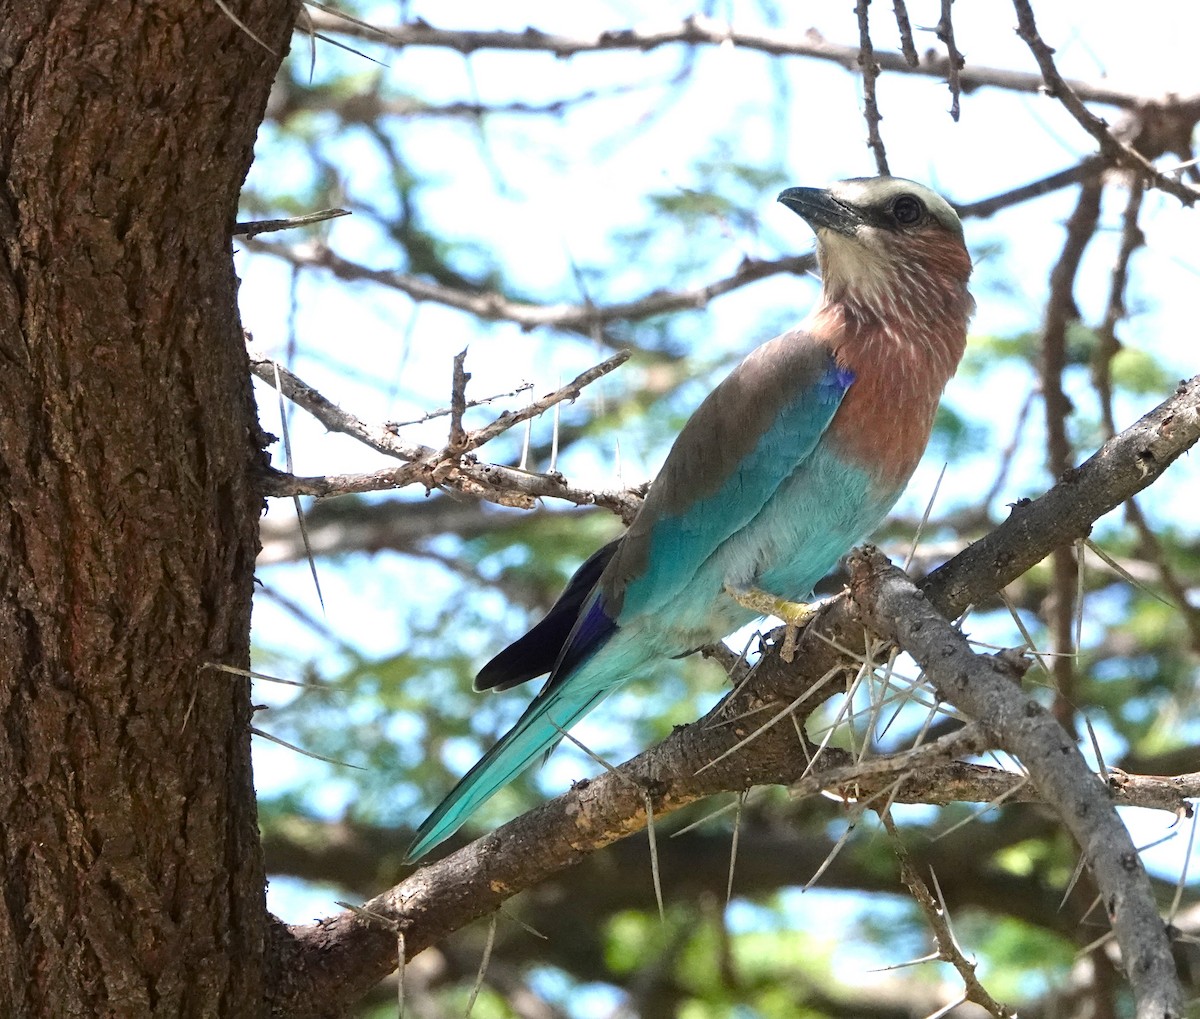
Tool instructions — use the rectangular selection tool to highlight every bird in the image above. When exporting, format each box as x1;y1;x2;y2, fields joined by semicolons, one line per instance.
407;176;974;861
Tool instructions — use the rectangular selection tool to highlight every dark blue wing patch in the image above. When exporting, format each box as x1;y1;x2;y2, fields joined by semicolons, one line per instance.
475;539;621;691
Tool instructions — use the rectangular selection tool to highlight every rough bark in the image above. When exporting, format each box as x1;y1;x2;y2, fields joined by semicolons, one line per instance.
850;552;1184;1018
0;2;292;1015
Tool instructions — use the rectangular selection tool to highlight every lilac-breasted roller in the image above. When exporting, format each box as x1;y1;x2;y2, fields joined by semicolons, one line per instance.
407;176;974;861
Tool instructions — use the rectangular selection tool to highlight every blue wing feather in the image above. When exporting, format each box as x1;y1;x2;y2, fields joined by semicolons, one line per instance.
551;591;617;682
475;539;620;691
405;679;609;861
407;337;858;861
617;354;852;617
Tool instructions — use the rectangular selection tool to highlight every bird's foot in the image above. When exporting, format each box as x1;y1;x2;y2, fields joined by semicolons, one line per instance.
724;585;824;663
725;584;820;627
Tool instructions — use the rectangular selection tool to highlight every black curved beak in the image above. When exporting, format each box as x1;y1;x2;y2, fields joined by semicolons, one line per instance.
778;187;862;236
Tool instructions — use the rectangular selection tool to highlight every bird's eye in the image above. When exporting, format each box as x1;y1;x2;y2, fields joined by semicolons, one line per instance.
892;194;924;226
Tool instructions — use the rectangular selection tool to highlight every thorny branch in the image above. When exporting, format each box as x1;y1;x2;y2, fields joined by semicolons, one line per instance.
1011;0;1200;205
266;374;1200;1017
923;375;1200;617
248;345;643;521
240;236;815;346
880;812;1014;1018
299;10;1180;112
854;0;890;176
1040;175;1103;732
890;0;919;67
850;552;1185;1017
793;727;1200;812
935;0;965;121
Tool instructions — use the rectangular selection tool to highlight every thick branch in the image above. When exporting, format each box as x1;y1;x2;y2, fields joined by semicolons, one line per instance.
925;374;1200;618
267;375;1200;1014
241;238;815;342
849;551;1184;1017
301;11;1166;111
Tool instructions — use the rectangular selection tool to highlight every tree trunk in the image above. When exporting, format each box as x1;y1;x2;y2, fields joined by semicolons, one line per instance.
0;3;292;1015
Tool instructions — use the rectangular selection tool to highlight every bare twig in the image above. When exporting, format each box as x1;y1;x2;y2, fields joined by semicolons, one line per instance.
1042;178;1102;478
301;10;1178;112
855;0;890;176
981;387;1035;510
1011;0;1200;205
1040;177;1104;732
880;812;1014;1016
448;349;470;455
851;553;1185;1017
388;381;535;429
241;237;816;344
954;157;1102;219
891;0;919;67
935;0;965;122
464;351;630;453
1092;182;1146;436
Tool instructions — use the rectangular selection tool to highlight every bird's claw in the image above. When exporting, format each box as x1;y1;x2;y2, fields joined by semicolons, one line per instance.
725;585;825;663
724;584;821;627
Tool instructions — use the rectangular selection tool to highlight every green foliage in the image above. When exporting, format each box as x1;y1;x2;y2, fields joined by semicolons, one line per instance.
959;915;1075;1000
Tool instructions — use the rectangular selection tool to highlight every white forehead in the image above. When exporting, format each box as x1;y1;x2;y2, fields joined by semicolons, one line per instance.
829;177;961;234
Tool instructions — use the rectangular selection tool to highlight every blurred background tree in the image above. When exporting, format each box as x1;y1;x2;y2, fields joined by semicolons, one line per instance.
241;2;1200;1015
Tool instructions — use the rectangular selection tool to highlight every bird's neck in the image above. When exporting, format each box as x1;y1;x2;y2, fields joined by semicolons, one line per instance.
810;277;972;489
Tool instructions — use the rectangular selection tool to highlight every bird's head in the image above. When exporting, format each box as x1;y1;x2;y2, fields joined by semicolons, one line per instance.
779;177;972;320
